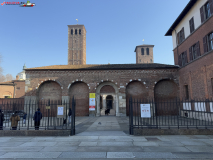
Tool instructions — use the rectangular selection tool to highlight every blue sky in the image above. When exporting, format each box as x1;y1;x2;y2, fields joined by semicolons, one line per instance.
0;0;189;78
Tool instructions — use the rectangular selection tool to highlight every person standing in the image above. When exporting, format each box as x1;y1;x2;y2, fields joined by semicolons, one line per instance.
10;111;20;130
33;108;42;130
0;109;4;130
68;108;72;124
23;112;27;124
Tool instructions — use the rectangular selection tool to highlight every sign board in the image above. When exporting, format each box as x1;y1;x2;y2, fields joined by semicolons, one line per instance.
140;104;151;118
46;106;50;109
89;93;95;111
57;105;65;118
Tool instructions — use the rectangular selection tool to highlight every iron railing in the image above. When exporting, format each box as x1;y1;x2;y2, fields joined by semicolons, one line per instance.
129;98;213;134
0;97;76;135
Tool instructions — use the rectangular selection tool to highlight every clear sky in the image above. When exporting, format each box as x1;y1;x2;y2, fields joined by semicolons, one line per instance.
0;0;189;78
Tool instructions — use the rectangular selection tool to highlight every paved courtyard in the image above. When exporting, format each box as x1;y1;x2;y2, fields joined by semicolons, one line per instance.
0;116;213;159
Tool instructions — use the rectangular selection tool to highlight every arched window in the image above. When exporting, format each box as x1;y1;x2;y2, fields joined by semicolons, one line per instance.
71;29;73;35
79;29;81;35
75;29;77;35
141;48;144;55
146;48;149;55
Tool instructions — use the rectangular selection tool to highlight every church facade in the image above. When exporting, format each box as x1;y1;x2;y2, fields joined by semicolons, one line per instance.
24;25;180;116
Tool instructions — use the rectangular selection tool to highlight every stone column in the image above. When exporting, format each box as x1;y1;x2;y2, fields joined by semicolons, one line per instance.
103;95;106;110
96;94;100;116
116;94;120;116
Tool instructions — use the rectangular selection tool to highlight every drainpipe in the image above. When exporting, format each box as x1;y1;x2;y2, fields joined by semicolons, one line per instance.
13;82;16;98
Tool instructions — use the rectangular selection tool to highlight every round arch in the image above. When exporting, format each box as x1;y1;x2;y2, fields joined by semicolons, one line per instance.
154;79;178;115
126;80;148;116
69;81;89;116
96;81;119;116
37;80;62;101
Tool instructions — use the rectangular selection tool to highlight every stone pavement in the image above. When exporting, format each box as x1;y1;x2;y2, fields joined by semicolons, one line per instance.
0;116;213;159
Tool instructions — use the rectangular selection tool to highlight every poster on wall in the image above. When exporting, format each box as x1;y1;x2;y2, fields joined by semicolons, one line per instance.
140;104;151;118
89;93;95;111
57;105;65;118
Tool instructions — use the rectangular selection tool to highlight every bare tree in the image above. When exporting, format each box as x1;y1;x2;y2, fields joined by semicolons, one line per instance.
0;75;5;82
5;74;14;81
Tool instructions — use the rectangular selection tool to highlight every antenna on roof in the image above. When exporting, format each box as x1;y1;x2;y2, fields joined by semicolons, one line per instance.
142;39;144;45
76;19;78;25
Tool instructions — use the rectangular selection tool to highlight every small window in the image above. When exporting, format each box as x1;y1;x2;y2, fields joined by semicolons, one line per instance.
75;29;77;35
16;87;20;90
141;48;144;55
150;59;152;62
79;29;81;35
146;48;149;55
205;2;211;19
71;29;73;35
139;59;141;62
208;32;213;51
185;85;189;100
191;44;197;60
189;17;195;33
177;28;185;45
4;96;10;98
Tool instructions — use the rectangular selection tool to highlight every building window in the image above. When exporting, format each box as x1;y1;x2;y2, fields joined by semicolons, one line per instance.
141;48;144;55
178;51;187;66
200;1;212;23
189;17;195;33
205;2;211;19
75;29;77;35
139;59;141;62
177;27;185;45
71;29;73;35
16;87;20;90
208;32;213;51
146;48;149;55
150;59;152;62
185;85;189;100
189;42;200;61
4;96;10;98
203;32;213;53
79;29;81;35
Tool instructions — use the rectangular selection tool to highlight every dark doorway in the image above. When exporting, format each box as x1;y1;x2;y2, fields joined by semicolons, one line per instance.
106;95;113;109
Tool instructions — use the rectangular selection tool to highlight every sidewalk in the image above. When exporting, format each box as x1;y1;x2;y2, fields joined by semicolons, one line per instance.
0;116;213;159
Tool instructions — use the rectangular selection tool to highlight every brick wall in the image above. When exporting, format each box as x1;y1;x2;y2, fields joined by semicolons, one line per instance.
25;69;179;116
14;81;25;98
0;85;14;98
100;85;115;93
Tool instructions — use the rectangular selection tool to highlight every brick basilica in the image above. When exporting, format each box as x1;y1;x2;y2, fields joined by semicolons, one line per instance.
24;24;180;117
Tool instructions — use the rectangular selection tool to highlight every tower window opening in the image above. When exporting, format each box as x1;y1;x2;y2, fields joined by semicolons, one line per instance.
71;29;73;35
146;48;149;55
75;29;77;35
141;48;144;55
79;29;81;35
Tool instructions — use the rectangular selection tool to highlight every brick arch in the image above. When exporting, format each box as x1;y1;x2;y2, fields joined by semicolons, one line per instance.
37;80;62;101
100;85;115;93
126;81;148;116
69;81;89;116
154;79;178;115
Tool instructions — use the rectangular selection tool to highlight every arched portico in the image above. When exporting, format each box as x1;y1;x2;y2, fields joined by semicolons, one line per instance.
96;82;120;116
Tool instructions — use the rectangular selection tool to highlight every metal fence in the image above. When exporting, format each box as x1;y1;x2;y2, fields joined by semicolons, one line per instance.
129;98;213;135
0;97;76;135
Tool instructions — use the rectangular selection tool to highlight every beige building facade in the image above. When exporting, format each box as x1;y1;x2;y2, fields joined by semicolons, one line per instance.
135;44;154;64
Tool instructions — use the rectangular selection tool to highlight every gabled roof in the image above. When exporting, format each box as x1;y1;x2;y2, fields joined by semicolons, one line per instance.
25;63;179;71
134;44;154;52
165;0;198;36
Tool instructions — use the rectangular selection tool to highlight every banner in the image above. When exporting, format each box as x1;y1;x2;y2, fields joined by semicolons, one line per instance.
89;93;95;111
140;104;151;118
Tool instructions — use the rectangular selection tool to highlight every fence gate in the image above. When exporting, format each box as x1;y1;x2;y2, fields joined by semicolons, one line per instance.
70;96;76;136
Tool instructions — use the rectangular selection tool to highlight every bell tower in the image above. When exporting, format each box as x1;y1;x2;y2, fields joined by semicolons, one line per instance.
68;25;86;65
134;44;154;64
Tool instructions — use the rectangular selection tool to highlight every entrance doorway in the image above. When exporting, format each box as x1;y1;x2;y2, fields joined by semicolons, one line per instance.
106;95;113;109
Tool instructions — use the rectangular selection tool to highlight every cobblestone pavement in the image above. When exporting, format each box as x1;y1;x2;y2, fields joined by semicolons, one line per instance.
0;116;213;159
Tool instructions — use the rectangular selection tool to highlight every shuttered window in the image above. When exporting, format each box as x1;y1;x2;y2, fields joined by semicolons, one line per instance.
189;17;195;33
208;32;213;51
200;1;213;23
189;42;200;61
71;29;73;35
177;28;185;45
178;51;188;67
75;29;77;35
203;35;208;53
79;29;81;35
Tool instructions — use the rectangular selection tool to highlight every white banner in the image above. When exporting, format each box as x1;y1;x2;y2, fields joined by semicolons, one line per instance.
57;106;64;115
140;104;151;118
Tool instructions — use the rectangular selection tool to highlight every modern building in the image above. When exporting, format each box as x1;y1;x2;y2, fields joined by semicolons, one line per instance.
165;0;213;100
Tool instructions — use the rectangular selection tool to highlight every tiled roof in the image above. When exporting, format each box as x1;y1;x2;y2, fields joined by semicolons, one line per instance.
25;63;179;71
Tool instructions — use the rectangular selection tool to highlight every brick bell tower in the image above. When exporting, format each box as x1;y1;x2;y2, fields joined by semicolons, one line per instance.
134;44;154;64
68;25;86;65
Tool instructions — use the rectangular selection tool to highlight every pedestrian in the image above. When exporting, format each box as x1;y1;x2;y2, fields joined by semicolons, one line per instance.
33;108;42;130
10;111;20;130
0;109;4;130
23;112;27;124
68;108;72;124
